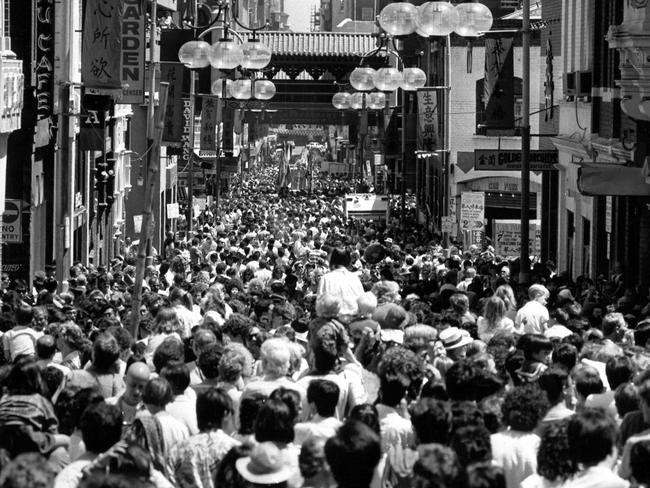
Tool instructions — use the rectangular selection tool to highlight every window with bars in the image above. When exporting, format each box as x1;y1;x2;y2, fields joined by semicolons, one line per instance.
2;0;8;38
361;7;374;20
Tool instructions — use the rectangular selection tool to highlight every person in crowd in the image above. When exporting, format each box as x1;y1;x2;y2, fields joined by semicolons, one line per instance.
105;361;150;426
515;284;551;335
53;402;123;488
491;384;549;488
477;296;516;343
187;328;218;385
564;408;628;488
2;302;41;362
54;321;90;371
521;419;576;488
168;387;239;488
294;379;342;445
316;247;365;322
160;361;198;435
325;420;382;488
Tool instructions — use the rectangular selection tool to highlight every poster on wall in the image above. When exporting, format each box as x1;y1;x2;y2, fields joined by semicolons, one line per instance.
493;220;542;258
460;192;485;231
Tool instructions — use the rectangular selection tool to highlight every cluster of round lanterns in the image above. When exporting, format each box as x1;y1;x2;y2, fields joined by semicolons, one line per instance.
178;37;276;100
333;2;493;110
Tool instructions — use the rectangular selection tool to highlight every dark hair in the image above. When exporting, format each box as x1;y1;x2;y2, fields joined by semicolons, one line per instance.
197;343;223;380
463;463;505;488
142;377;173;407
81;402;123;454
238;393;266;436
35;335;57;360
106;326;135;353
222;314;254;340
412;444;462;488
254;398;295;444
269;387;302;423
325;420;381;488
537;419;576;482
630;440;650;485
501;384;549;431
307;379;339;418
573;365;604;399
329;248;351;268
520;334;553;361
15;303;33;326
348;404;380;436
196;387;232;432
552;343;578;372
567;408;617;466
92;333;120;371
410;398;452;445
614;382;639;419
5;357;45;396
445;360;478;402
605;356;634;390
0;452;56;488
538;367;568;405
377;346;424;406
160;361;190;395
152;337;185;373
41;366;64;400
450;425;492;467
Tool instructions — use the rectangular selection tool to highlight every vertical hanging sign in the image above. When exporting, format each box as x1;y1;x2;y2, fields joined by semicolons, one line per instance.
200;97;219;151
35;0;55;147
121;0;146;103
483;35;514;132
181;98;192;164
416;87;439;152
82;0;122;90
161;63;184;143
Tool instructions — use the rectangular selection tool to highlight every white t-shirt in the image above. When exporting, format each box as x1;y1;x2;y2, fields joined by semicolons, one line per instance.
491;430;540;488
3;326;42;361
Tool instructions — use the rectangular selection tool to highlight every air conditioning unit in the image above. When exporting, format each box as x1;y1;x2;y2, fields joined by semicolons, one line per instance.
563;71;576;99
576;71;592;100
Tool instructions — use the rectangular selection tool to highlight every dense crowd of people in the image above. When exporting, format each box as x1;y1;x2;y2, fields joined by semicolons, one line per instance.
0;166;649;488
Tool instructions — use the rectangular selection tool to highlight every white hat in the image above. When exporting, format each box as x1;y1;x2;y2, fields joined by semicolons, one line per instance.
439;327;473;350
236;442;295;485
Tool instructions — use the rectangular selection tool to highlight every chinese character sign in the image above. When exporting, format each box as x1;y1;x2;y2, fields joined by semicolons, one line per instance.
161;63;185;143
493;220;541;258
82;0;122;90
200;97;219;151
417;88;439;152
460;192;485;231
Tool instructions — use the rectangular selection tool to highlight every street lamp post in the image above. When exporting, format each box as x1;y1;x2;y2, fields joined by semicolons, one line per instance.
177;1;273;232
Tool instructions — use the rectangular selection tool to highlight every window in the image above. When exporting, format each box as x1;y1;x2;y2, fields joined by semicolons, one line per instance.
475;77;523;135
361;8;374;21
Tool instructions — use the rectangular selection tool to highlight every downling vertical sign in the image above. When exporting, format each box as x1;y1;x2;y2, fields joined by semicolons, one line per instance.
121;0;145;104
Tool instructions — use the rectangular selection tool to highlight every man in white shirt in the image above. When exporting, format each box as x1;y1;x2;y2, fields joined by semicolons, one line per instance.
294;379;343;445
515;284;550;335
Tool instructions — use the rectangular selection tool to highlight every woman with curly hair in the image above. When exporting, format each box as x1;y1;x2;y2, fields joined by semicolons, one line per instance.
490;384;549;488
145;308;182;365
477;296;516;343
521;419;576;488
375;346;424;453
55;321;92;371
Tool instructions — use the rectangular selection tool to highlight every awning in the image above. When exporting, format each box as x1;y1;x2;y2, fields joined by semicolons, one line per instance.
577;163;650;196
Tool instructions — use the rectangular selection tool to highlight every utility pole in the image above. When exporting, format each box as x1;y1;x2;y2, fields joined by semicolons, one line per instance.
519;0;531;284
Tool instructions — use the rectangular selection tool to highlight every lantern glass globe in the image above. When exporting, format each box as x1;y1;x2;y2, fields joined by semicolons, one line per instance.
231;79;252;99
379;2;418;36
454;2;493;37
211;79;233;97
368;92;387;110
208;39;244;70
332;92;351;109
254;79;276;100
241;41;272;70
415;2;459;37
401;67;427;91
350;67;376;91
373;67;403;92
178;41;211;69
350;92;366;110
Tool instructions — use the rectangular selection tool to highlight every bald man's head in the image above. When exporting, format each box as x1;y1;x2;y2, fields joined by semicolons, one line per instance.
123;361;151;405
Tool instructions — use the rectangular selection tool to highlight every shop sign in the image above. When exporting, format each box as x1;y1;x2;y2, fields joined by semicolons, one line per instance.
474;149;559;171
493;220;542;257
82;0;122;90
121;0;146;104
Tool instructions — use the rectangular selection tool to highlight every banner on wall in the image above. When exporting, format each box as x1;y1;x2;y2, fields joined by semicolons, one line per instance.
493;220;542;258
483;35;515;132
460;192;485;232
200;96;219;151
82;0;122;90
